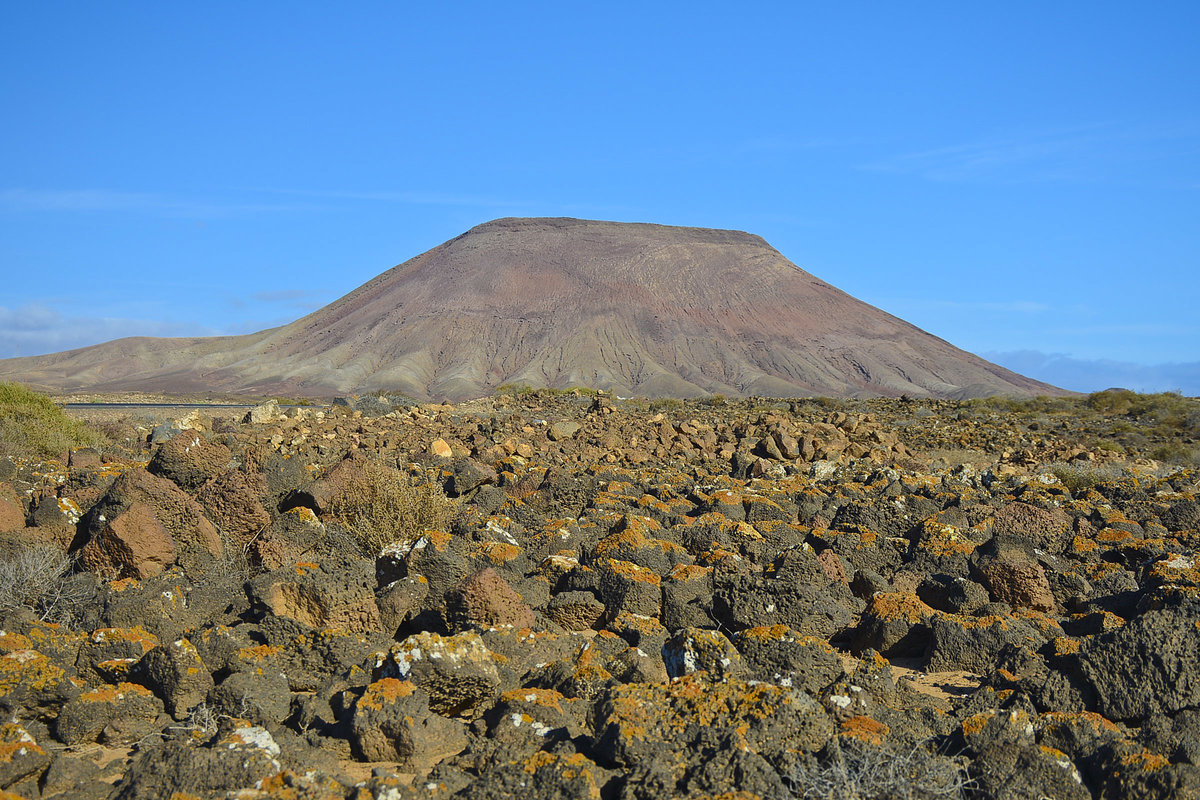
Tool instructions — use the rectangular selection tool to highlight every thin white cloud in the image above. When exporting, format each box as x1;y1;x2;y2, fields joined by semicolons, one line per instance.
250;187;529;208
860;121;1200;184
0;304;221;358
0;188;321;217
1041;322;1200;338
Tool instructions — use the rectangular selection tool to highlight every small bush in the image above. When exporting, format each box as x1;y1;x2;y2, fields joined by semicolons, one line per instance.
0;381;107;458
326;459;457;555
649;398;684;412
0;542;89;625
1046;462;1102;494
494;383;598;399
494;383;537;397
1086;389;1139;415
785;737;973;799
1151;442;1200;467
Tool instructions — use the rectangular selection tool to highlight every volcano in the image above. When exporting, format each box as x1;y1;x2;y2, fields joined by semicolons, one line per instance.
0;217;1060;400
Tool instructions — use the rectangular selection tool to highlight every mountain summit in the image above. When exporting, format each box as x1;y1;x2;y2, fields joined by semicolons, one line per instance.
0;217;1059;399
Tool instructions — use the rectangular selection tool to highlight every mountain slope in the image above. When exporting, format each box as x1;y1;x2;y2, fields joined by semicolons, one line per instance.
0;217;1061;400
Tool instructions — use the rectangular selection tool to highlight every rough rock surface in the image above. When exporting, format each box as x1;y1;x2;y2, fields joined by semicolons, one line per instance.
0;388;1196;799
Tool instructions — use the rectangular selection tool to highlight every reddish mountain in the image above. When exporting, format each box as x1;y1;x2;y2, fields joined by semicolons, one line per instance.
0;217;1061;400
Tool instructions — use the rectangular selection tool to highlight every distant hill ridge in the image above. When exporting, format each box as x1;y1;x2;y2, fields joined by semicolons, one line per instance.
0;217;1061;400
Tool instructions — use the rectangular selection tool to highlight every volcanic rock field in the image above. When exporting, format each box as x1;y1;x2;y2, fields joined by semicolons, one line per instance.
1;388;1199;799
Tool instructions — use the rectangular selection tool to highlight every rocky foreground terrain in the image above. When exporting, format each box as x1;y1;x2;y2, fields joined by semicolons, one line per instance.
1;388;1199;799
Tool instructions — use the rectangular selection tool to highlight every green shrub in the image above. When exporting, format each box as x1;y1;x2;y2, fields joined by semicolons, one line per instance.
495;383;599;399
0;381;107;458
326;459;457;555
494;383;536;397
1087;389;1196;427
1151;442;1200;467
1086;389;1139;415
649;398;684;412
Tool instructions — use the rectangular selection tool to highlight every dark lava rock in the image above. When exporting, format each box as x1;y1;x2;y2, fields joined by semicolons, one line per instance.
349;678;467;769
1076;601;1200;722
147;431;231;493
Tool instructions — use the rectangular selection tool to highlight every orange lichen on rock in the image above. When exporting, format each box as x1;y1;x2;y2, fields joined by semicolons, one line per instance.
356;678;418;711
864;592;935;624
498;688;566;712
840;715;889;745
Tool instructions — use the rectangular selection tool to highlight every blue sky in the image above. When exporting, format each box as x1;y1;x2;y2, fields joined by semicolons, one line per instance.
2;3;1198;394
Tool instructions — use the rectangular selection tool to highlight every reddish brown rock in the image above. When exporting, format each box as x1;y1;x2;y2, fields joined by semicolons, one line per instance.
77;469;222;577
0;485;24;534
67;447;102;468
445;568;536;632
196;470;271;547
816;548;849;584
247;555;381;634
78;501;176;580
992;501;1072;554
978;557;1057;613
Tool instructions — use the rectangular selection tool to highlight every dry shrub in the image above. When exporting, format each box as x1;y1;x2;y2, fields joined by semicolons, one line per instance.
326;458;457;555
0;541;91;625
786;737;973;800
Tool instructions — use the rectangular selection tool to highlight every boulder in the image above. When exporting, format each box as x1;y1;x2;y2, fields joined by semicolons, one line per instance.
960;709;1089;800
591;674;832;790
0;649;79;724
54;683;163;745
447;458;499;497
663;627;745;680
374;631;505;718
736;625;844;694
977;556;1057;613
247;554;381;634
243;399;282;424
548;420;581;441
0;722;50;795
0;485;24;533
349;678;467;768
444;568;536;632
712;547;858;638
1076;602;1200;722
851;592;937;658
129;637;213;716
108;725;284;800
545;591;606;631
196;470;271;547
75;469;222;578
147;431;231;493
78;501;175;580
926;613;1050;673
206;670;293;728
991;501;1073;553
